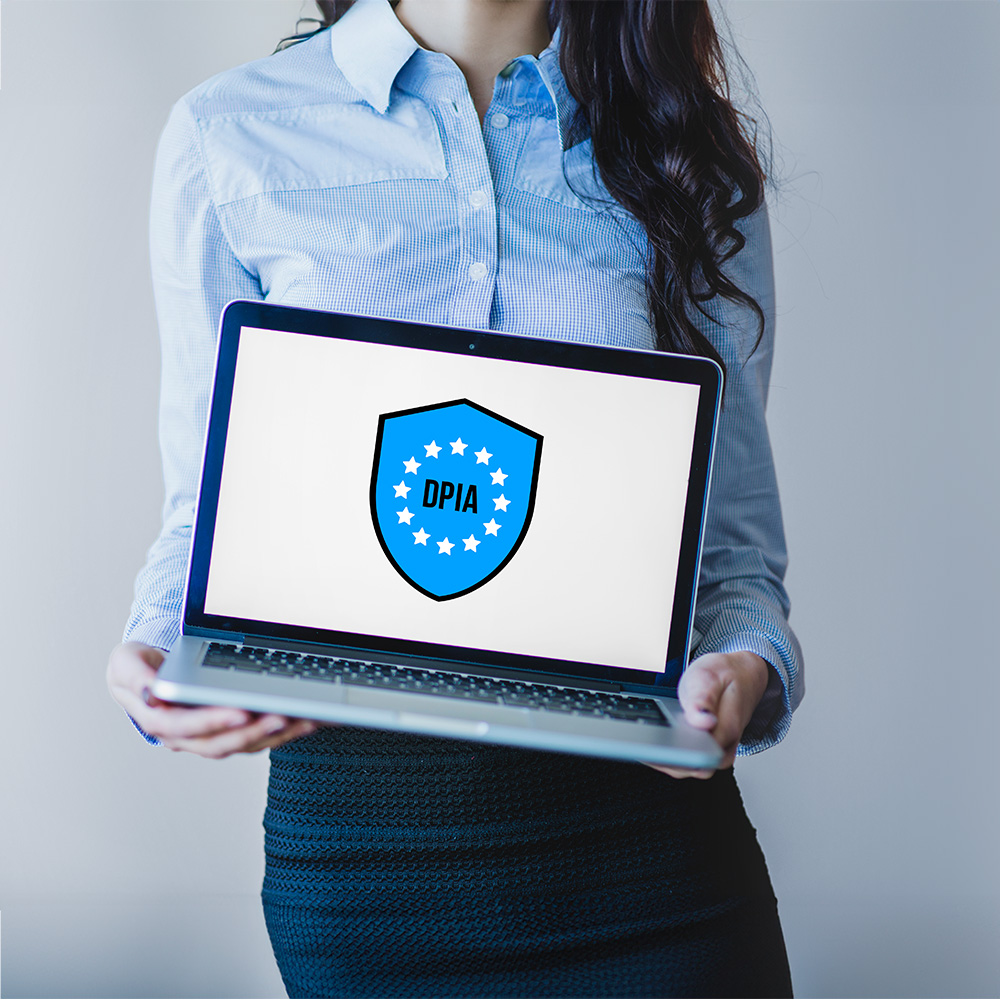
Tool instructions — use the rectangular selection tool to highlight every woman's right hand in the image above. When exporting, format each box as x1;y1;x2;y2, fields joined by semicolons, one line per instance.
106;641;318;758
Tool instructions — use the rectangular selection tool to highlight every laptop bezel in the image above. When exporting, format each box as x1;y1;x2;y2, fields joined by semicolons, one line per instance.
182;300;722;691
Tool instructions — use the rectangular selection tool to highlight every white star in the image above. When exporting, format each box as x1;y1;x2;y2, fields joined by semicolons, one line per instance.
396;507;414;525
424;440;442;459
483;518;501;536
437;537;455;555
493;494;510;512
450;437;467;455
490;468;508;486
413;527;430;545
462;534;480;552
403;456;421;475
475;446;493;465
393;481;411;498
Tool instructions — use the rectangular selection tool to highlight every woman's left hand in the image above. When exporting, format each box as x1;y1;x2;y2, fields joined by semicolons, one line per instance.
647;650;771;779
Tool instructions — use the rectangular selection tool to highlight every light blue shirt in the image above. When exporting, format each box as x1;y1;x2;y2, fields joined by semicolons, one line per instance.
126;0;802;751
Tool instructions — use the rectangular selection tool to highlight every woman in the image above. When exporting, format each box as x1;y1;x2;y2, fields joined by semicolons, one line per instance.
107;0;803;995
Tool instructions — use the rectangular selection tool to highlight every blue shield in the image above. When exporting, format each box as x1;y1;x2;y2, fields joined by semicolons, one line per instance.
371;399;542;600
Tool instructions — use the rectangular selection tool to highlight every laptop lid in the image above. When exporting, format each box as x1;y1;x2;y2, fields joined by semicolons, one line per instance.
183;301;722;692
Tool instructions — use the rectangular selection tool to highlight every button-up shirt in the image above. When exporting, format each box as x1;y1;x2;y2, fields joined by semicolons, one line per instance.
126;0;802;751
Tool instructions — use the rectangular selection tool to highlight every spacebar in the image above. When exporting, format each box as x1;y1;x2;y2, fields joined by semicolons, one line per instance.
342;674;502;701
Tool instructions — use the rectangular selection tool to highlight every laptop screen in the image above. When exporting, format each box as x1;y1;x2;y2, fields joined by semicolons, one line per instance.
187;303;720;687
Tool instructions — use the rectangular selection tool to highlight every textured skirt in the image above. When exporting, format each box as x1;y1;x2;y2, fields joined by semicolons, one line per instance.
262;726;792;999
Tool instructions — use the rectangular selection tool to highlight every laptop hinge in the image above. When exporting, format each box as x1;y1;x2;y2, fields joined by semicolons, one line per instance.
184;625;246;646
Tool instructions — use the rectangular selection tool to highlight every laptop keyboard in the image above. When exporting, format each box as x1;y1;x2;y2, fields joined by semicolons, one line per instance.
202;643;669;727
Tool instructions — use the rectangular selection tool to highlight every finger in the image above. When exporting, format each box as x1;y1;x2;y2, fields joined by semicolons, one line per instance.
111;646;254;737
231;715;311;754
125;696;252;742
164;716;315;759
107;642;163;690
684;706;719;730
110;678;191;734
107;645;169;720
164;712;292;751
107;643;262;744
131;643;166;671
142;703;255;741
677;668;722;728
645;762;715;780
110;678;158;721
240;719;318;754
710;679;747;759
107;654;157;704
679;676;741;770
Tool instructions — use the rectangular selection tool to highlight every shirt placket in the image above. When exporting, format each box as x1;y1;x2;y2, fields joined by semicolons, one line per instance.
424;73;496;330
481;59;548;331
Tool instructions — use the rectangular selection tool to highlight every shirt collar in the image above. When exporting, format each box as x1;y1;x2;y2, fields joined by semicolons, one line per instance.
534;28;584;151
329;0;419;114
503;28;582;151
329;0;580;148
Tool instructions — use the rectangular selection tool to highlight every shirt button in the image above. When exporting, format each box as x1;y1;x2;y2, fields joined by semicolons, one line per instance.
468;190;488;209
468;262;488;281
490;113;510;129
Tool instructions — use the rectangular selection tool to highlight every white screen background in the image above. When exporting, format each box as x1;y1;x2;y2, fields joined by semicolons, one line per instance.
203;326;701;672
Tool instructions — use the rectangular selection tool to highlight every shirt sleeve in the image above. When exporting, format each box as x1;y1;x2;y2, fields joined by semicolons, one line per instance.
688;203;804;754
123;99;264;740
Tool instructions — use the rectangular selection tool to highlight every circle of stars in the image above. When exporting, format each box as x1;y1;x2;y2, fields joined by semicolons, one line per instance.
392;437;511;554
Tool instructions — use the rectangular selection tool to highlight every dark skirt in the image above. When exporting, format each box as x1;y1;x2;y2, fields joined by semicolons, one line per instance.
262;727;792;999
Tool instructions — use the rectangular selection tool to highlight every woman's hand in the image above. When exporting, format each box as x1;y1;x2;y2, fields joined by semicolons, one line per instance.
647;650;771;779
107;642;318;758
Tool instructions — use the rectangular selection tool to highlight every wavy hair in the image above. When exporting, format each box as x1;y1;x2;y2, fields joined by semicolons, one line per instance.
283;1;768;378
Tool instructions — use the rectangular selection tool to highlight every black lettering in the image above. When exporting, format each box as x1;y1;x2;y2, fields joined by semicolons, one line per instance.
454;484;463;511
462;484;478;514
422;479;439;508
438;481;455;508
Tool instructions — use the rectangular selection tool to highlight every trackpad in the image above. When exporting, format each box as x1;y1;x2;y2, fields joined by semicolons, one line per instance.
397;712;490;738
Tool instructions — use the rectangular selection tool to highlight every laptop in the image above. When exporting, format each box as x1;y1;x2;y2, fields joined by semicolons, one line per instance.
152;300;724;769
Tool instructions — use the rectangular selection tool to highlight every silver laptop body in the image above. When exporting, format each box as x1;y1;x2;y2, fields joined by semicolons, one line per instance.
152;301;724;769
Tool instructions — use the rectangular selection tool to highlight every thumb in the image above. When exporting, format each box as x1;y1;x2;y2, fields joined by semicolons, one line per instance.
131;643;166;671
116;642;166;703
677;663;724;729
138;648;167;707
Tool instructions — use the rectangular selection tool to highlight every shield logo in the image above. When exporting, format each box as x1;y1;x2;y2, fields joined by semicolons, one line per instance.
371;399;542;600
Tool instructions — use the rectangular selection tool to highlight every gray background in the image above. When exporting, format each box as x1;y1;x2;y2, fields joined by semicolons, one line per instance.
1;1;997;997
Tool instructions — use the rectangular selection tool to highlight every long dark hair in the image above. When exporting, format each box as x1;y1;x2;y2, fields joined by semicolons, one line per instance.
287;1;767;377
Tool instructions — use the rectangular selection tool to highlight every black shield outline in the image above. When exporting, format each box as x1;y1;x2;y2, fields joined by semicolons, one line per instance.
370;398;543;601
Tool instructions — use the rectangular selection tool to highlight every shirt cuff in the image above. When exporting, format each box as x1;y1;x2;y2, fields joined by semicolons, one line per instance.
693;631;793;755
127;712;163;747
